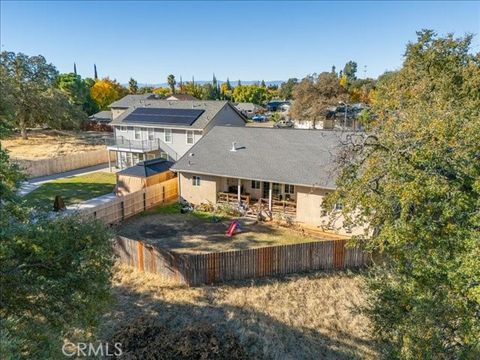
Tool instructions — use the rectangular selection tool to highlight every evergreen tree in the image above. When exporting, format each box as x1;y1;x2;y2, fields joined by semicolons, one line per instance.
73;62;77;75
260;79;266;88
167;74;176;94
225;77;232;90
128;77;138;94
94;64;98;80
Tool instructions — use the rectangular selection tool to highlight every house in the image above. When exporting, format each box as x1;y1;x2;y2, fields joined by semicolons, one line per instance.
166;94;198;101
266;100;289;112
89;110;113;124
171;126;362;235
106;98;247;169
234;102;264;118
116;158;175;196
293;103;366;130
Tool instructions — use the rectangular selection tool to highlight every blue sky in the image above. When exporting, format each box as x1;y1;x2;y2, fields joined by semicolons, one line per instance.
1;1;479;84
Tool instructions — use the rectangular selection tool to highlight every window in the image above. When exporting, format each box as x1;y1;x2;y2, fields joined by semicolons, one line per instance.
160;152;168;159
164;128;172;143
284;184;295;194
134;127;141;140
333;203;344;211
186;130;194;145
148;128;154;140
251;180;261;189
272;183;281;196
119;126;127;132
192;176;201;186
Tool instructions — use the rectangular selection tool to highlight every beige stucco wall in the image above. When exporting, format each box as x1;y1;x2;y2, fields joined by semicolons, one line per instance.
179;173;220;205
112;108;127;120
295;186;364;236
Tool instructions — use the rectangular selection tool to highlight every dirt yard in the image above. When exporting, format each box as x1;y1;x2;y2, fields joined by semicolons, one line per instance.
116;212;324;253
1;129;112;160
100;264;378;359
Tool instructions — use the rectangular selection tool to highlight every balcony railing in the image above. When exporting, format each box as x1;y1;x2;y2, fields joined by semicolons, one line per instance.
106;137;179;160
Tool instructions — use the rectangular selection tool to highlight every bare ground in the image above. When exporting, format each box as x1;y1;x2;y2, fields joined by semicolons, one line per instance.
116;213;337;253
1;129;111;160
100;264;378;359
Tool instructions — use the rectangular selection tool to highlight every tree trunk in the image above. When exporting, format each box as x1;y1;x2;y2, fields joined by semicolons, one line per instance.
20;117;28;139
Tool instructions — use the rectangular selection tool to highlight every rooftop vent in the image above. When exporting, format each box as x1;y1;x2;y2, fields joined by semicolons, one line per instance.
230;142;237;152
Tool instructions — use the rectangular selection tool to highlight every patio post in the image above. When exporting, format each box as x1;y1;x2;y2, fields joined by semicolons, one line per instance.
268;182;273;211
237;178;241;205
108;150;112;172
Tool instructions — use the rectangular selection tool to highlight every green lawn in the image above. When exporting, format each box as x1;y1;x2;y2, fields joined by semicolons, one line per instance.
24;172;116;210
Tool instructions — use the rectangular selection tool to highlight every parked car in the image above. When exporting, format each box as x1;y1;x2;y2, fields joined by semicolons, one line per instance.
274;119;294;128
252;114;267;122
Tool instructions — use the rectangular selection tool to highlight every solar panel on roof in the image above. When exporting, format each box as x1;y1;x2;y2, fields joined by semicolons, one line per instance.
124;108;204;126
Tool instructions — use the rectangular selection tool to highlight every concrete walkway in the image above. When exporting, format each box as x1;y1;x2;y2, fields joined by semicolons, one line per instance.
18;163;117;197
66;193;118;212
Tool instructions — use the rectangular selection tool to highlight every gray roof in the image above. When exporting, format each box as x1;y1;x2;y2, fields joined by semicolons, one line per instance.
166;94;198;101
109;94;156;108
110;100;245;130
118;158;174;178
234;102;262;112
172;126;347;189
90;110;112;122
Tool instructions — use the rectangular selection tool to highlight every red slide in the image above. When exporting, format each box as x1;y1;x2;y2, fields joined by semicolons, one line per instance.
226;221;239;237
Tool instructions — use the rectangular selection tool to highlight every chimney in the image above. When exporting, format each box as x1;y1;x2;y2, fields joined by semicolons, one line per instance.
230;142;237;152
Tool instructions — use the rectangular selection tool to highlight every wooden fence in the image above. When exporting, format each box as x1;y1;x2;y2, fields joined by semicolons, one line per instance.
14;149;115;178
114;236;369;286
79;177;178;224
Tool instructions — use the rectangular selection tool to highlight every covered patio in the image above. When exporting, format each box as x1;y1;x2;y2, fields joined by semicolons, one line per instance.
216;177;297;217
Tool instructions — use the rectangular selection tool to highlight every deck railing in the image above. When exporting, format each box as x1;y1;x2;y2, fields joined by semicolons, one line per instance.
217;193;296;216
106;137;179;160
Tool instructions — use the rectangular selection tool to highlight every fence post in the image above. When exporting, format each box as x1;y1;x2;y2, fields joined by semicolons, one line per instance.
121;200;125;221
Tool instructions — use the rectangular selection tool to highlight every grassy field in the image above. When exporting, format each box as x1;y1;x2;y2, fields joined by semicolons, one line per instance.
1;129;110;160
24;172;116;209
101;264;378;359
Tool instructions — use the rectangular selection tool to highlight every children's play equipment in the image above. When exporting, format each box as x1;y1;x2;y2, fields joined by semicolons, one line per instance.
226;220;241;237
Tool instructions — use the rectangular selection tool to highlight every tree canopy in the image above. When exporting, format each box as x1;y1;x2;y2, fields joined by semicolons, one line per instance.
0;52;87;138
128;77;139;94
327;30;480;358
90;77;128;110
232;84;269;105
290;72;348;125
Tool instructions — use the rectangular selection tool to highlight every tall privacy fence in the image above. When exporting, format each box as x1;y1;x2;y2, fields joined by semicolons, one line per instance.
78;177;179;224
115;236;369;286
14;149;114;178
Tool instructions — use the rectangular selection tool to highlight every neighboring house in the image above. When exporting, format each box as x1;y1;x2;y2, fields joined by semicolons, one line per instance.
166;94;199;101
293;103;366;130
266;100;289;112
171;126;362;235
116;158;175;196
234;102;264;118
106;98;247;168
89;110;113;124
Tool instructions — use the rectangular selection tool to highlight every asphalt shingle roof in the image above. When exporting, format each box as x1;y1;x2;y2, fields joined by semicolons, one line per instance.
171;126;347;189
90;110;112;121
110;100;245;130
109;94;155;108
118;158;174;177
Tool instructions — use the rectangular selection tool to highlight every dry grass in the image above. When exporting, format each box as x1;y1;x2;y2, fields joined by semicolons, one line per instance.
1;129;110;160
100;263;378;359
117;213;328;253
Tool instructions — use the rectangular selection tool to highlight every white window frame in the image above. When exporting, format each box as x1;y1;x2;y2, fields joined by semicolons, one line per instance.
251;180;261;189
148;128;154;140
186;130;194;145
164;128;172;143
119;126;127;132
192;176;201;186
284;184;295;194
134;127;141;140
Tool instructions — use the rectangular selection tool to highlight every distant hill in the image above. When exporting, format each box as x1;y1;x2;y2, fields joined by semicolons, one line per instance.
132;80;285;88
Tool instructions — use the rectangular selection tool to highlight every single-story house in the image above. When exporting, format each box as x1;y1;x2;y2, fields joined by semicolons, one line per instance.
166;94;198;101
266;100;289;112
116;158;175;195
90;110;113;124
171;126;362;235
234;102;264;118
